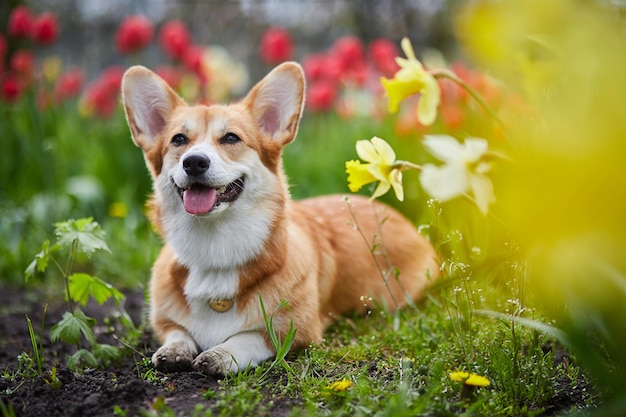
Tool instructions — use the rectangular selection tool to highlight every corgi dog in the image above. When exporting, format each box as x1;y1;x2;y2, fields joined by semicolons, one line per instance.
121;62;438;375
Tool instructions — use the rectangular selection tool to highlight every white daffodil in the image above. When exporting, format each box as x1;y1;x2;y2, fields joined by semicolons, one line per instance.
419;135;495;214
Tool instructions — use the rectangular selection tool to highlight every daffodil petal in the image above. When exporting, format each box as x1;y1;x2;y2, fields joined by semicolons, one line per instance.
400;37;417;61
463;137;490;162
468;172;495;215
355;139;378;162
346;160;376;192
389;169;404;201
423;135;465;163
416;75;441;126
371;180;391;200
381;76;421;113
367;163;385;182
370;136;396;164
420;162;468;201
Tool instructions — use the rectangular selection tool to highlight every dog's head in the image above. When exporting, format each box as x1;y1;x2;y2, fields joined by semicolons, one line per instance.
121;63;305;218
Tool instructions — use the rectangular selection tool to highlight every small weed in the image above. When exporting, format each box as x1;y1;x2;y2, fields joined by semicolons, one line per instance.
14;353;37;379
138;357;169;386
25;218;133;371
43;366;62;390
259;294;297;377
25;311;45;375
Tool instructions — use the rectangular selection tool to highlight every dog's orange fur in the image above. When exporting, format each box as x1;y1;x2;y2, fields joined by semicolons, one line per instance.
122;62;439;374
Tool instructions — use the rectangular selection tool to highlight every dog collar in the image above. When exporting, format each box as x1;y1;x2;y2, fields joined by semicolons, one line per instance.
209;298;234;313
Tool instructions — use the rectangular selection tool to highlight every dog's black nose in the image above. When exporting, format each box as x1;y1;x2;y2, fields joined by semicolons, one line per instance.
182;154;210;177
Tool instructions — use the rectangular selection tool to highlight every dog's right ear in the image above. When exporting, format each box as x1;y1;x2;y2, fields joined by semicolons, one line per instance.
121;66;184;151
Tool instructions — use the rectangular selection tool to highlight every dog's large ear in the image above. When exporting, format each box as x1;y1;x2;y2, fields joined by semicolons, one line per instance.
121;66;184;151
244;62;305;146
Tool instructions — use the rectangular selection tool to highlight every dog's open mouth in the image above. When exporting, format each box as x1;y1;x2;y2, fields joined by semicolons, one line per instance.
176;177;245;215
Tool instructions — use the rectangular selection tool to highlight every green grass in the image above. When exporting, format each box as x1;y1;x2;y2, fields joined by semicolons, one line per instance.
136;280;591;417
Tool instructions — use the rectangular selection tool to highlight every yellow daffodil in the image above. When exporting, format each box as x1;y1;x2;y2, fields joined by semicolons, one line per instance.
419;135;495;215
449;371;491;387
326;379;353;392
381;37;441;126
345;136;404;201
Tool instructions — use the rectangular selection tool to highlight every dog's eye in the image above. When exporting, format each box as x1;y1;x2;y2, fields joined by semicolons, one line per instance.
171;133;189;147
220;133;241;145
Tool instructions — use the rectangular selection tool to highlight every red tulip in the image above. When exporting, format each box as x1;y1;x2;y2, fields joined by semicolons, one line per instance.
306;80;336;112
333;36;365;71
302;54;326;82
302;52;342;84
84;79;117;118
11;50;34;77
32;12;59;46
116;15;154;54
183;45;205;79
100;66;125;92
1;74;21;102
369;38;400;78
8;6;32;39
159;20;192;61
55;68;84;102
259;27;293;65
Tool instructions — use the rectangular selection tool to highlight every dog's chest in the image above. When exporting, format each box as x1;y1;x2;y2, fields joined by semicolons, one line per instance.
181;267;247;350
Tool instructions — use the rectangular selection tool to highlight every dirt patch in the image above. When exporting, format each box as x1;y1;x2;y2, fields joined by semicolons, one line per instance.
0;286;298;417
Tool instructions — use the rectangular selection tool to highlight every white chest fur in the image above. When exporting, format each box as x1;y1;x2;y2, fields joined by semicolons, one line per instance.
181;267;246;350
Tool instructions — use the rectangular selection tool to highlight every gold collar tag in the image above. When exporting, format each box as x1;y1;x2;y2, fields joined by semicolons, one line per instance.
209;299;234;313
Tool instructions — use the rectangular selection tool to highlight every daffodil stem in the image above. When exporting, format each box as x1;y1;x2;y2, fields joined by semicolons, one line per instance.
431;69;506;131
395;160;422;172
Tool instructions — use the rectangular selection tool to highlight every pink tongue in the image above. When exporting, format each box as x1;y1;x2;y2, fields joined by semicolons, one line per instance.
183;187;217;214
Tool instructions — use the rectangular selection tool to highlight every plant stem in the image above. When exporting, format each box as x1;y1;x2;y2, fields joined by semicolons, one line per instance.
431;69;506;131
395;160;422;172
63;240;77;315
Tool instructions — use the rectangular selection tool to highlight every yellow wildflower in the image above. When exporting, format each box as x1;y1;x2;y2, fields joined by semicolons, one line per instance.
108;202;129;218
345;136;404;201
381;37;441;126
326;379;352;392
449;371;491;387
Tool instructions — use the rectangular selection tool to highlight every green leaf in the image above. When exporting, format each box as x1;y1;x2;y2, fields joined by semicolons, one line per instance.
50;310;97;346
67;349;98;371
54;217;110;256
93;343;122;367
68;273;125;307
25;240;59;280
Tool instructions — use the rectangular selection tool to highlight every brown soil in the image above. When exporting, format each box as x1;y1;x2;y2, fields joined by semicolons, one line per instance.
0;286;298;417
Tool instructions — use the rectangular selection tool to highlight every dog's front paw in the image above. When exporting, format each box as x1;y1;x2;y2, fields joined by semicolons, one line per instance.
152;341;195;372
192;348;236;375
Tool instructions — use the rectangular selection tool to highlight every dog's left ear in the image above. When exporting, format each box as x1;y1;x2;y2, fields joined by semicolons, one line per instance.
245;62;305;146
121;65;185;152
